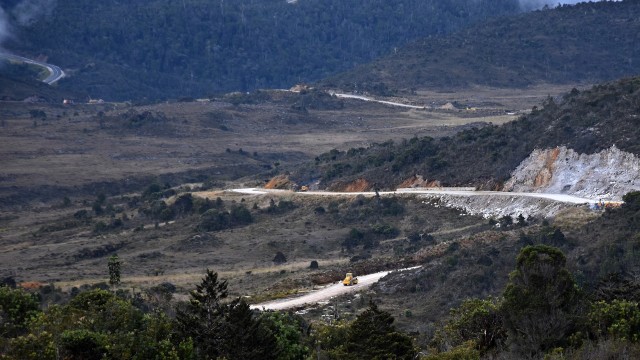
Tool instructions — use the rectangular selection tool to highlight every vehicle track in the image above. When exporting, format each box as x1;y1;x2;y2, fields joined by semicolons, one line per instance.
251;266;421;310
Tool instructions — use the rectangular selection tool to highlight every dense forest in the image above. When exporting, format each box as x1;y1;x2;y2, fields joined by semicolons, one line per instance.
324;0;640;93
300;76;640;190
3;0;523;100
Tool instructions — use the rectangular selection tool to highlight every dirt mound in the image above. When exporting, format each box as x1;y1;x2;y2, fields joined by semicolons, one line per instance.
264;175;292;190
505;146;640;201
19;281;46;290
342;178;373;192
398;175;441;188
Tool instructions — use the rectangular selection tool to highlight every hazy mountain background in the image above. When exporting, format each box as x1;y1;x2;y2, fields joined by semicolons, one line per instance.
0;0;627;101
0;0;533;100
322;0;640;94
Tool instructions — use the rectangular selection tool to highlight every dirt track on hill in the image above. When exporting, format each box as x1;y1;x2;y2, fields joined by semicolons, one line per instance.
251;266;421;310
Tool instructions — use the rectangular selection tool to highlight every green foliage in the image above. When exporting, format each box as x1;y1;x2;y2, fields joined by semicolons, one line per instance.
142;183;163;200
588;300;640;342
502;245;581;356
316;302;417;359
371;223;400;238
197;204;252;232
0;286;41;338
175;270;277;359
314;321;350;358
221;299;278;360
590;273;640;303
433;298;505;353
108;254;121;286
343;302;417;359
518;226;567;248
175;269;228;358
266;199;297;214
172;193;194;215
261;312;310;360
423;341;480;360
59;329;109;360
577;190;640;278
5;289;182;360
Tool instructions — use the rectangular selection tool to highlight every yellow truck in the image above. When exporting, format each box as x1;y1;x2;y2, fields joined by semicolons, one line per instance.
342;272;358;286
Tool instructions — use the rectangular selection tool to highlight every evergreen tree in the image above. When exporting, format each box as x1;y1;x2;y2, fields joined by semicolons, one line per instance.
175;269;228;359
176;270;279;359
502;245;581;356
221;299;279;360
342;302;417;359
108;254;121;286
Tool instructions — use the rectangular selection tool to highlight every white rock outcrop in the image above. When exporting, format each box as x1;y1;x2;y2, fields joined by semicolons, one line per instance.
504;146;640;201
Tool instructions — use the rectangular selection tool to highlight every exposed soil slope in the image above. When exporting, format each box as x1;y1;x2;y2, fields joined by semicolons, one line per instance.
505;146;640;201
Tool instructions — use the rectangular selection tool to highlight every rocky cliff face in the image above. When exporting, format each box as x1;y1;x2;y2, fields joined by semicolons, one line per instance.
504;146;640;201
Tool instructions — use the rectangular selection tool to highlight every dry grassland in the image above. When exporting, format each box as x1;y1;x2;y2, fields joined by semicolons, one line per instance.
0;86;576;298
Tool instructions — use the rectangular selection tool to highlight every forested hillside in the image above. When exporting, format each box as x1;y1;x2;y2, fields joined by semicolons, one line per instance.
300;76;640;190
4;0;522;100
323;0;640;93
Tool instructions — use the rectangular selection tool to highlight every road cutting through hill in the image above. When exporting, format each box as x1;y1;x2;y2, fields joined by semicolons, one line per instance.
250;266;421;311
0;52;65;84
230;187;599;204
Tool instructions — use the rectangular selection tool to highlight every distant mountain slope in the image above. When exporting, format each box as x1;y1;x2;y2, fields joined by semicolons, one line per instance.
5;0;522;100
322;1;640;93
300;76;640;190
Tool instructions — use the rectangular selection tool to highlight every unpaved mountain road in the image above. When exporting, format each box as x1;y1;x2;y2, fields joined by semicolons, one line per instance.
331;92;427;109
0;52;65;84
250;267;421;311
230;187;599;204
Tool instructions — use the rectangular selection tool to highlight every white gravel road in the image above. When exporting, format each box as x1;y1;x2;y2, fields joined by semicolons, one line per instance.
250;267;421;311
230;187;598;204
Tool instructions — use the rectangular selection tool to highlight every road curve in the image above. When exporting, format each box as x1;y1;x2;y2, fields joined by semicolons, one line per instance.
330;92;427;109
250;266;421;311
0;52;65;85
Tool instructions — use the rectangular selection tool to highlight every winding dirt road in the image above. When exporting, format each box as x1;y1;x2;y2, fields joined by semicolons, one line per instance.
250;267;421;311
0;52;65;84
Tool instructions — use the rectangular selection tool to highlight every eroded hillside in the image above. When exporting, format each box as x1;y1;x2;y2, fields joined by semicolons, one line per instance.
505;146;640;201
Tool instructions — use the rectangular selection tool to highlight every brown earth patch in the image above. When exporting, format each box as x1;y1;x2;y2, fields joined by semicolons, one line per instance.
18;281;47;290
398;175;441;188
264;175;292;189
342;178;372;192
533;147;561;188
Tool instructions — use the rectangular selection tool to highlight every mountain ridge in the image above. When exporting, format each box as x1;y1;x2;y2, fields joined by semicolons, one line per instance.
322;0;640;94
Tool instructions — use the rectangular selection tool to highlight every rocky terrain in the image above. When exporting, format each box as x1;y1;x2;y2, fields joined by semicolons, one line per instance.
504;146;640;201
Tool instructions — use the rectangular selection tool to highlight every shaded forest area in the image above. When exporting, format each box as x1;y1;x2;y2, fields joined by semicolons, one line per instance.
324;0;640;94
6;0;522;100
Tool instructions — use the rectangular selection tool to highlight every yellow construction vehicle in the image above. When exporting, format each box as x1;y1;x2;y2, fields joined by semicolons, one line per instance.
342;272;358;286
